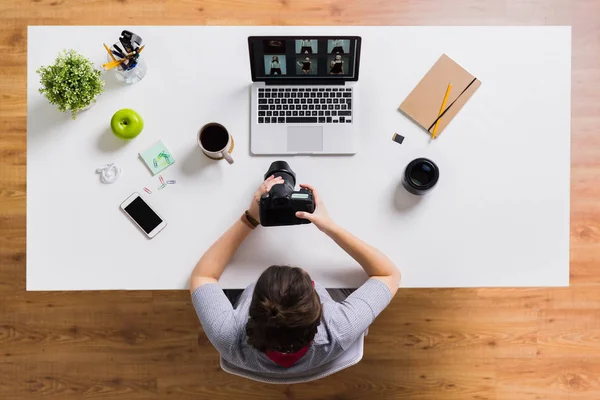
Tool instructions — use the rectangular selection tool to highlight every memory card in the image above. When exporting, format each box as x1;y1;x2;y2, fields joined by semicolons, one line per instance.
392;133;405;144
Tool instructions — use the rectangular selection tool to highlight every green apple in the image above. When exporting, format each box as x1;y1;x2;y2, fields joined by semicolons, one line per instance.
111;109;144;139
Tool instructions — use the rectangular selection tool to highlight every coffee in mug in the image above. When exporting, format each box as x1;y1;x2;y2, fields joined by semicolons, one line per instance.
197;123;234;164
402;158;439;195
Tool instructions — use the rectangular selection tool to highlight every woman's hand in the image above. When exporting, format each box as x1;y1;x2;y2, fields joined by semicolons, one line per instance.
295;184;336;232
247;175;284;223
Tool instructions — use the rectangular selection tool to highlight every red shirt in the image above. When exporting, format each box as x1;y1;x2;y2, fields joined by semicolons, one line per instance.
265;345;310;368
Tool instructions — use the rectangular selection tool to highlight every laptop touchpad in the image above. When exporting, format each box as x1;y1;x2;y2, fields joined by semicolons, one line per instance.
287;126;323;152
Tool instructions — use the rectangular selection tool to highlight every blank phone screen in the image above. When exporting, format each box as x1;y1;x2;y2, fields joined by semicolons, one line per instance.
124;197;163;234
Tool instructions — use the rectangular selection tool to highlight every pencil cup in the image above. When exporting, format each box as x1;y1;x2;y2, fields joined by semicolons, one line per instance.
402;158;439;195
107;54;147;84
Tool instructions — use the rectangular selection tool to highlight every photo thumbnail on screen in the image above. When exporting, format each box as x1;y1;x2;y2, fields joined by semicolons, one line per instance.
328;54;349;75
296;56;316;75
263;39;286;54
328;39;350;54
295;39;318;55
264;55;287;75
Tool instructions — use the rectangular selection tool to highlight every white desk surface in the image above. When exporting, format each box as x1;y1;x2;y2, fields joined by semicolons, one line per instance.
27;26;571;290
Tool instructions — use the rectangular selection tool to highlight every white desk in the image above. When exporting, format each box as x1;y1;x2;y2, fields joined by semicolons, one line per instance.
27;26;571;290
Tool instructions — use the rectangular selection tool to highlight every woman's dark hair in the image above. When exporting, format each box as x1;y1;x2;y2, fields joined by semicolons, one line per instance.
246;265;321;353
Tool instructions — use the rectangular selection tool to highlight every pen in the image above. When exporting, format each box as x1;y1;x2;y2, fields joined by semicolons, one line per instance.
432;83;452;139
120;45;145;59
111;44;126;58
120;36;133;53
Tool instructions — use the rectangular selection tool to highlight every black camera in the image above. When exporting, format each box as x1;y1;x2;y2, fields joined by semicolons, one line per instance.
259;161;315;227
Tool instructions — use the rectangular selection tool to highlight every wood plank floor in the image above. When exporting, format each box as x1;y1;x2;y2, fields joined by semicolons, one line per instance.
1;1;599;399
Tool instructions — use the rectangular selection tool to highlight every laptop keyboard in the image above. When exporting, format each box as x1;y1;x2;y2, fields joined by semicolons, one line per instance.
257;87;353;124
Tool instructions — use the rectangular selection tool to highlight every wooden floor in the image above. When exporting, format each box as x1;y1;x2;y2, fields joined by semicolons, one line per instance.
1;1;599;399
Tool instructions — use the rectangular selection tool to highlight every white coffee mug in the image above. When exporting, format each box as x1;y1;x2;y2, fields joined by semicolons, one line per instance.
197;122;234;164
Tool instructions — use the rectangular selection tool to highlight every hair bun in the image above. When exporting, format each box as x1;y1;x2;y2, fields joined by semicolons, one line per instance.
268;303;280;318
247;265;323;353
261;299;281;319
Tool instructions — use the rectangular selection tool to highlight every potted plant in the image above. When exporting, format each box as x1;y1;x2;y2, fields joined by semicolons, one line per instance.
37;49;105;119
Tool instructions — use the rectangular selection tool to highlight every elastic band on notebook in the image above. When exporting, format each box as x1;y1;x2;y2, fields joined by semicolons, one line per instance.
427;77;478;132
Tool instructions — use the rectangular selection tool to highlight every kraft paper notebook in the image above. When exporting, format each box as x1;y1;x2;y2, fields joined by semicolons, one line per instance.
399;54;481;137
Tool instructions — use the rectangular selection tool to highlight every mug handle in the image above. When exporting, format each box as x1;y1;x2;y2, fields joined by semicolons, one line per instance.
221;150;234;164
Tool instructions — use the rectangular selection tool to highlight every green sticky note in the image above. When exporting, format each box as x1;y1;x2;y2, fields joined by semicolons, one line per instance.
139;140;175;175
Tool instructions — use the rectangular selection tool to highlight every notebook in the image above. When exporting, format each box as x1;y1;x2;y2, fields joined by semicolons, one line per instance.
139;140;175;175
399;54;481;137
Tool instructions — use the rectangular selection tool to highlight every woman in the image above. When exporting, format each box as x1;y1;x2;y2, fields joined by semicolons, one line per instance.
329;54;344;75
297;57;312;74
190;176;400;377
269;56;282;75
330;39;345;54
300;39;313;54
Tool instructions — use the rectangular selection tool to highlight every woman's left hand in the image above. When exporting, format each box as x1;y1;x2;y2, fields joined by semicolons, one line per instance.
247;175;284;223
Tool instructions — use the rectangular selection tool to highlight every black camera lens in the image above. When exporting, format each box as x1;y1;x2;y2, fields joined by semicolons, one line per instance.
402;158;439;195
410;163;434;186
264;161;296;185
264;160;296;196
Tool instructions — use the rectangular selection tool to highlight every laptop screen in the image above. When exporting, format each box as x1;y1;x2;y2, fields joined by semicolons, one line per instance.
248;36;361;82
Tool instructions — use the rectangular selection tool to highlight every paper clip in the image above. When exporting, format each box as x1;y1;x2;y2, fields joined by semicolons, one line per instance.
143;187;152;194
159;175;165;184
167;180;176;184
158;152;171;164
158;184;167;190
153;159;158;168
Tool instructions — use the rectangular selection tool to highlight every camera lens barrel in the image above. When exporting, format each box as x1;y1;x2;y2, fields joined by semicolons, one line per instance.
264;161;296;186
402;158;439;195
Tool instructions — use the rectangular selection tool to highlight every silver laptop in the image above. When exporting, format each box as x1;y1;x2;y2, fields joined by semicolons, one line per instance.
248;36;362;155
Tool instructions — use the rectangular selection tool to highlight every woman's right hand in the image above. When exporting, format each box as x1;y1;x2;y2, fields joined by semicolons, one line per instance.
295;184;336;232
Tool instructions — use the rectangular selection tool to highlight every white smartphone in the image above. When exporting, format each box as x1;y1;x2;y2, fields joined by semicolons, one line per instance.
120;193;167;238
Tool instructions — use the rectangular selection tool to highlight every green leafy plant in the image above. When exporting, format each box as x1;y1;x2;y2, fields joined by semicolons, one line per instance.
37;49;105;119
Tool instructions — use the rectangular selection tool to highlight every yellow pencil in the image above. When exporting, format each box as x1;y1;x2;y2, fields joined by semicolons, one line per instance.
103;43;117;62
102;59;127;70
432;82;452;139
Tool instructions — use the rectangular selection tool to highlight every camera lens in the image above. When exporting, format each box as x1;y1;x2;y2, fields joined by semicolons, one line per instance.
410;163;434;186
402;158;439;195
265;160;296;196
264;161;296;186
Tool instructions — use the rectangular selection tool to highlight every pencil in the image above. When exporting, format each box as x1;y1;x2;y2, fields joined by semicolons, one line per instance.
102;58;129;70
432;83;452;139
103;43;117;62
